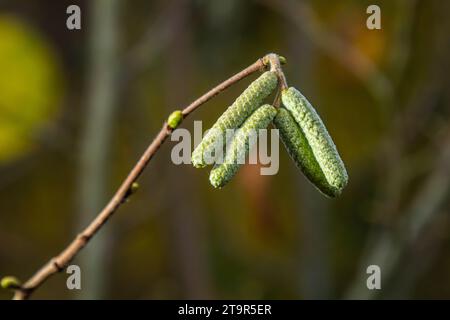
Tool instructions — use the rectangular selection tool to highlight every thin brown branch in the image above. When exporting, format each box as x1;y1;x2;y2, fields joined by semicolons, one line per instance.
265;53;288;90
11;55;276;300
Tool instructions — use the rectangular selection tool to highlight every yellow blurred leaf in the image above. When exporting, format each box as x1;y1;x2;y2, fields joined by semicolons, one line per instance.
0;15;63;163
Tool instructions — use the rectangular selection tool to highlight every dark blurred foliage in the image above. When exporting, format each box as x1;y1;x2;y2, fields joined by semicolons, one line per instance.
0;0;449;299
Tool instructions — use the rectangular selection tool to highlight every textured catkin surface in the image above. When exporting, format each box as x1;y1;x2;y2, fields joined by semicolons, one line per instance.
274;108;336;197
281;87;348;196
192;71;278;168
209;104;277;188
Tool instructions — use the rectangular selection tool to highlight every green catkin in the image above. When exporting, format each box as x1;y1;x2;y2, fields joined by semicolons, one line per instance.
274;108;336;197
209;104;277;188
192;71;278;168
280;87;348;197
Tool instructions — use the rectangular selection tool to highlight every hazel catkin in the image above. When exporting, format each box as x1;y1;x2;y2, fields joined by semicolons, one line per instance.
274;108;337;197
279;87;348;197
209;104;277;188
192;71;278;168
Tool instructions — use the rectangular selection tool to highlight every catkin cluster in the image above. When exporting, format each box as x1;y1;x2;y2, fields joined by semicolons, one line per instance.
191;71;278;188
192;63;348;197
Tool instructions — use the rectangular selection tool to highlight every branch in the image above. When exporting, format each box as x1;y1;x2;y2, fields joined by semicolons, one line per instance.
10;55;278;300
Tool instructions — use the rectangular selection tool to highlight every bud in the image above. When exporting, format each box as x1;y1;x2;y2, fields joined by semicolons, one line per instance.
167;110;183;129
1;276;21;290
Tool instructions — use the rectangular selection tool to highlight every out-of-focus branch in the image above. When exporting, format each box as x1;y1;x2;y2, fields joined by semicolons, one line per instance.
9;54;282;300
388;0;418;84
122;1;179;82
386;214;447;299
345;0;450;298
76;0;120;299
257;0;393;104
345;130;450;299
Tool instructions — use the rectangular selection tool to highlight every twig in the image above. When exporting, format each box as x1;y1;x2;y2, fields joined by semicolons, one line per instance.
11;54;279;300
265;53;288;90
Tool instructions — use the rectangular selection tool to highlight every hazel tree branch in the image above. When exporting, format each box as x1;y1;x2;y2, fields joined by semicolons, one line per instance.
9;54;284;300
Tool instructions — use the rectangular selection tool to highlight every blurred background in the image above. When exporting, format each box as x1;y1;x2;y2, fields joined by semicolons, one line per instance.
0;0;449;299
